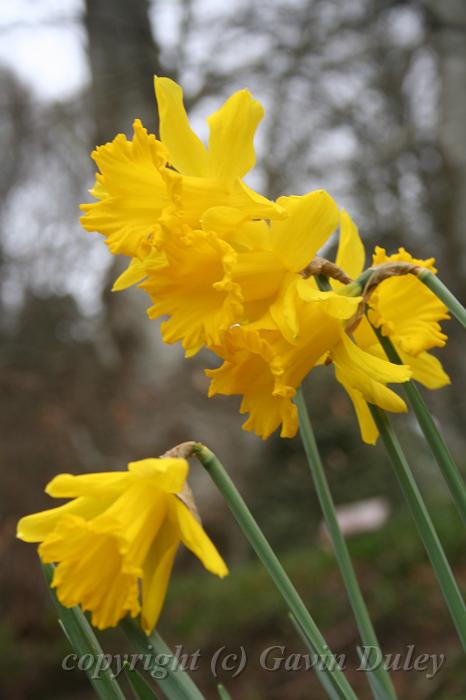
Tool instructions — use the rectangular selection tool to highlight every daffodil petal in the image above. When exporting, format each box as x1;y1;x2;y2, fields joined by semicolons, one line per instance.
207;326;300;439
207;89;264;183
18;455;226;634
127;458;189;493
353;316;379;349
233;249;286;303
269;191;339;272
337;333;411;385
170;498;228;577
332;334;409;414
335;209;365;281
40;514;141;629
399;350;450;390
112;258;147;291
17;497;109;543
269;276;301;343
229;180;287;220
80;119;170;257
231;219;273;250
368;247;449;356
201;206;249;235
242;389;298;439
143;229;243;356
336;371;379;445
46;473;131;499
296;278;361;319
141;520;180;634
154;77;209;177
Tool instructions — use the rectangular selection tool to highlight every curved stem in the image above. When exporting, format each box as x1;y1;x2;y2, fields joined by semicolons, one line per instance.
296;389;397;700
346;266;466;332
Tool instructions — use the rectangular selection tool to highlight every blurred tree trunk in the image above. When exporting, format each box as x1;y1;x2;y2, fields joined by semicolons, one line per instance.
83;0;181;385
84;0;161;141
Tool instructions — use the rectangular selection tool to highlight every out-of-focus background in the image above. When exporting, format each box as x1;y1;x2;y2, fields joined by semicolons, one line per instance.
1;1;465;698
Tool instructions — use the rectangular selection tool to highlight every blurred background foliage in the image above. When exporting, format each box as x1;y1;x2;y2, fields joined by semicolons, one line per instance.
1;1;465;698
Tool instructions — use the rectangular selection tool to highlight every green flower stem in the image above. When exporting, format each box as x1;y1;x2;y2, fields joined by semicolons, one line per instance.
291;608;391;700
369;407;466;650
217;684;233;700
42;563;126;700
317;273;332;291
193;443;359;700
417;269;466;330
124;664;161;699
343;268;373;295
295;389;397;700
288;614;342;700
120;618;206;700
316;275;333;292
374;329;466;525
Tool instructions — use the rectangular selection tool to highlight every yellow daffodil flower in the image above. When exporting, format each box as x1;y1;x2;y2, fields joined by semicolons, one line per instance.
330;213;449;442
81;77;289;356
330;332;411;444
141;228;244;356
80;76;449;445
114;185;352;357
81;77;284;260
17;458;227;634
207;325;300;439
204;206;412;442
368;246;450;357
341;234;451;392
231;191;348;331
206;291;358;439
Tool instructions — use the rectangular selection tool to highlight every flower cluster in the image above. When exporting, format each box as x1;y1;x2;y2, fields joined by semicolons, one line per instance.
17;457;227;633
81;78;449;443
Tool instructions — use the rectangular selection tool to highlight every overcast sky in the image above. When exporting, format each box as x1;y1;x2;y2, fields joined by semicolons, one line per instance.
0;0;193;102
0;0;89;100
